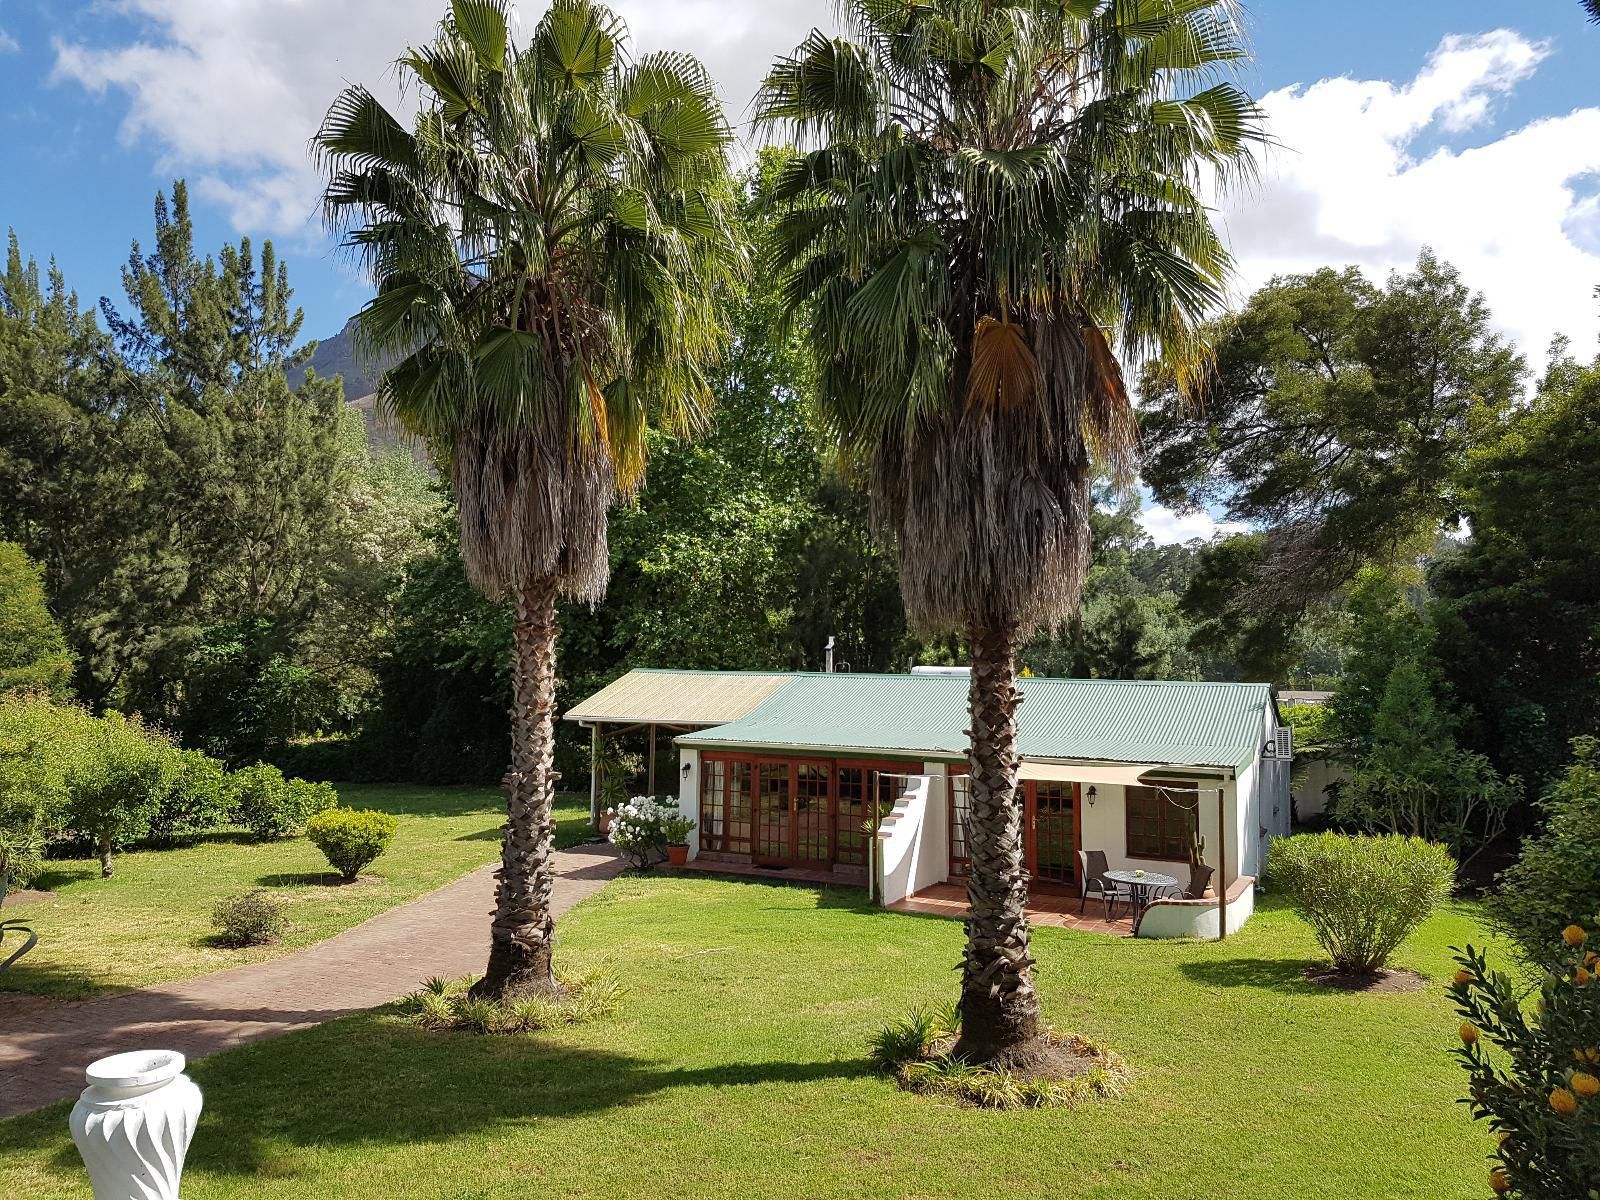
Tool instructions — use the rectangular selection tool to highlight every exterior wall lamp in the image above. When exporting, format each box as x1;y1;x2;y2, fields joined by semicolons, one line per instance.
681;761;692;779
1086;786;1097;807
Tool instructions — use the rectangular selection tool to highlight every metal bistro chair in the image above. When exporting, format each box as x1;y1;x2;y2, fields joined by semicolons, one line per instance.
1078;849;1131;921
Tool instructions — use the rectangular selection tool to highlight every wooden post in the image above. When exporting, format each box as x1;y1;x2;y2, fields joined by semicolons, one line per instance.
1216;784;1228;942
589;724;601;827
648;724;658;797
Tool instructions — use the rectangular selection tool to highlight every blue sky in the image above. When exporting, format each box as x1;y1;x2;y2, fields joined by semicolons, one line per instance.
3;0;1598;539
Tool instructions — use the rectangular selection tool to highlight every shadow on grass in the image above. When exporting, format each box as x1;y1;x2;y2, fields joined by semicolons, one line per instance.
255;872;367;888
2;1011;877;1185
1177;957;1329;994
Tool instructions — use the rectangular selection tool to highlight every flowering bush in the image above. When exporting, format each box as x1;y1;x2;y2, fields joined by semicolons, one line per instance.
608;796;688;871
1451;921;1600;1197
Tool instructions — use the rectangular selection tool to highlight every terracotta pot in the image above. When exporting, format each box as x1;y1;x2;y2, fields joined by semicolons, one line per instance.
666;844;688;866
597;811;613;835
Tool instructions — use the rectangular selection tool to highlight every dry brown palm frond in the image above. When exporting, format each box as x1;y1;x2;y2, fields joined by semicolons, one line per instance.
966;315;1042;412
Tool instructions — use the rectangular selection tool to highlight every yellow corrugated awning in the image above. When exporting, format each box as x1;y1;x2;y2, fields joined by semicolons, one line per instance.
564;670;790;727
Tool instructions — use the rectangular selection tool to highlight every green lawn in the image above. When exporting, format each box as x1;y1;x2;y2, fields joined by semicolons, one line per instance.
0;876;1496;1198
0;784;592;1000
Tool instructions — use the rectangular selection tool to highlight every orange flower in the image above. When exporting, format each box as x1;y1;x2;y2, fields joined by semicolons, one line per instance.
1576;1048;1600;1066
1454;968;1474;987
1461;1023;1480;1045
1550;1087;1579;1116
1573;1072;1600;1099
1578;967;1595;987
1489;1166;1511;1194
1563;924;1588;947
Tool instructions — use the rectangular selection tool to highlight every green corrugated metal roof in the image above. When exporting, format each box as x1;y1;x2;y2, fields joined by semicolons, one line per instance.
610;671;1276;770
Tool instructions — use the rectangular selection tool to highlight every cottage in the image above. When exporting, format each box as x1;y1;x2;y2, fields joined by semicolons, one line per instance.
565;669;1292;937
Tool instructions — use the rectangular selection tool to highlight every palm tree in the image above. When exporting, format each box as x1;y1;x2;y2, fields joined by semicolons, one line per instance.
315;0;741;999
758;0;1262;1067
1585;0;1600;23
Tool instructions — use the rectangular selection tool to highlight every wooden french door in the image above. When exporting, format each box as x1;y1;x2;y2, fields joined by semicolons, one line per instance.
704;753;903;867
949;770;1080;891
1026;781;1079;890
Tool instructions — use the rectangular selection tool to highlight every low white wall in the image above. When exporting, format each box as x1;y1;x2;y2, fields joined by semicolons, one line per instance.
678;747;700;861
876;775;936;905
1136;880;1255;939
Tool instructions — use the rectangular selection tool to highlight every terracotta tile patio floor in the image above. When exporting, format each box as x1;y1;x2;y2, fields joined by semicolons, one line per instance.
889;882;1136;936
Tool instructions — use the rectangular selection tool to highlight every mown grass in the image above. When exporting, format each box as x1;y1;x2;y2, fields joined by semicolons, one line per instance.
0;876;1496;1198
0;784;592;1000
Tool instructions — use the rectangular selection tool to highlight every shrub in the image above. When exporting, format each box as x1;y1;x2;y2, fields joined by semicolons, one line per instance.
305;807;397;881
1267;831;1456;975
211;890;287;947
66;712;183;877
145;749;233;848
1488;738;1600;966
232;762;337;840
1450;923;1600;1198
607;795;682;871
399;969;622;1034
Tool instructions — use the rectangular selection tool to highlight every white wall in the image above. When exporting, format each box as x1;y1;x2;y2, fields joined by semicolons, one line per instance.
1078;781;1234;886
678;747;700;861
877;774;936;904
1137;882;1255;939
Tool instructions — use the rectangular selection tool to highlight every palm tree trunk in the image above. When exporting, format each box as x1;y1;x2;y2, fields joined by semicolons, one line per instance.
951;616;1041;1065
471;574;562;1000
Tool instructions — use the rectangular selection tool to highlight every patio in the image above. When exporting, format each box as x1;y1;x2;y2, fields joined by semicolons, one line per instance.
889;883;1135;936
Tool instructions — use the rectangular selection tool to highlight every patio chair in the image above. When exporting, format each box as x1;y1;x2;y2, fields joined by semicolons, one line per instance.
1077;849;1130;920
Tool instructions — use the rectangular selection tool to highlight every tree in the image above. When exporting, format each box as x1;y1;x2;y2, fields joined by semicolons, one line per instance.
1430;350;1600;796
0;542;73;697
1486;738;1600;965
316;0;741;999
1142;254;1524;669
758;0;1261;1066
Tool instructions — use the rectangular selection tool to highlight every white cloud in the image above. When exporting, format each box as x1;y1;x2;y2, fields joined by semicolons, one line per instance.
0;27;19;54
1222;29;1600;364
50;14;1600;361
51;0;833;238
1138;504;1248;547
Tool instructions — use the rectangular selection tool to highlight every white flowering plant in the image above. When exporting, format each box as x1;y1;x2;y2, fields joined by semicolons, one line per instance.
608;796;691;871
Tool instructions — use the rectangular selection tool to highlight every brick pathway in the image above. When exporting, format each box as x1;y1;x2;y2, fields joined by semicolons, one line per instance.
0;842;623;1119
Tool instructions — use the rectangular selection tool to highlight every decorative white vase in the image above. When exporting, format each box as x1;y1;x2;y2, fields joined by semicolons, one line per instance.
69;1050;202;1200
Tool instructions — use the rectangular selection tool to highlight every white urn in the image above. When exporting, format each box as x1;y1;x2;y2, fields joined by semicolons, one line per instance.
69;1050;203;1200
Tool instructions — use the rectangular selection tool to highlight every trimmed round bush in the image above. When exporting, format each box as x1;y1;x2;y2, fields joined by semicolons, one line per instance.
305;807;397;882
211;889;287;947
1267;831;1456;975
232;762;337;840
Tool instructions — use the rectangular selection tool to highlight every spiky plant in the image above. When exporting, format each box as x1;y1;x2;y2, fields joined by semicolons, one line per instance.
758;0;1262;1066
316;0;742;999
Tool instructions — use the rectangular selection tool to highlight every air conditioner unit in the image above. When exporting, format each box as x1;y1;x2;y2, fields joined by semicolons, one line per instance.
1270;726;1293;760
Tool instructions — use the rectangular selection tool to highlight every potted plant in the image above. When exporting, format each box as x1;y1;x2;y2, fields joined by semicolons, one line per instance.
663;810;694;866
608;796;688;871
1189;829;1215;898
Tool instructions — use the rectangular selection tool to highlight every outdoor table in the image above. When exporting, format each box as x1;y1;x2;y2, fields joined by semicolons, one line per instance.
1103;869;1181;922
